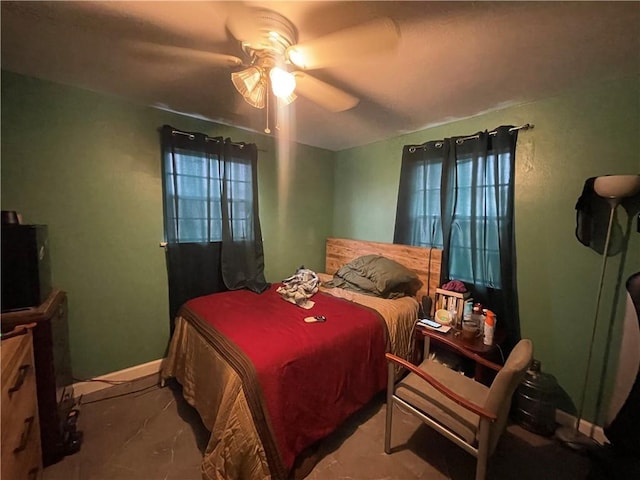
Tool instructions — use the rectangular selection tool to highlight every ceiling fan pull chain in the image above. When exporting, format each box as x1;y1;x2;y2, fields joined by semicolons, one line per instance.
264;92;271;134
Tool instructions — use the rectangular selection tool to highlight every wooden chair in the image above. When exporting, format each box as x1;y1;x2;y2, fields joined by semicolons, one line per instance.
385;339;533;480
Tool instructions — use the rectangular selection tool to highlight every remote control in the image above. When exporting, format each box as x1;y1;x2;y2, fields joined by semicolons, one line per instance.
419;318;442;329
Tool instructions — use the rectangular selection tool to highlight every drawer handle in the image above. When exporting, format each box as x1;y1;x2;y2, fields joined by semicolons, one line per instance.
14;416;35;453
8;364;31;396
28;467;40;480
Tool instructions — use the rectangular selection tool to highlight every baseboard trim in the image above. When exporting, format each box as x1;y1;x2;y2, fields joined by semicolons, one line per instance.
72;358;164;398
555;408;607;445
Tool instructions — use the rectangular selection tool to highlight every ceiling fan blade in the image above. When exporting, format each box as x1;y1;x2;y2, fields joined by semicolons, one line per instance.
226;4;264;45
286;17;399;70
130;42;243;68
226;5;296;49
292;72;359;112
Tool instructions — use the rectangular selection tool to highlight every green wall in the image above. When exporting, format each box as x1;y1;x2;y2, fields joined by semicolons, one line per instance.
1;71;335;379
2;70;638;424
333;75;640;422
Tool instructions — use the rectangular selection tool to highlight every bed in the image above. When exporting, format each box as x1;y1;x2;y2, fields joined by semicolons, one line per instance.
161;237;442;480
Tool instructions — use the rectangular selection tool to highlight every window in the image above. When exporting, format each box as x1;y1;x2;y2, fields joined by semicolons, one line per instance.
163;145;253;243
448;153;508;288
161;125;268;311
405;156;444;249
406;152;509;288
395;125;523;352
395;129;518;290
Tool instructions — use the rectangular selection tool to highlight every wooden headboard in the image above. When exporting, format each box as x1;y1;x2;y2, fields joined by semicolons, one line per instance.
325;237;442;305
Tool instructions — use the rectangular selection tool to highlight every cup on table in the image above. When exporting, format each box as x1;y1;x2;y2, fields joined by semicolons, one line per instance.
461;318;480;341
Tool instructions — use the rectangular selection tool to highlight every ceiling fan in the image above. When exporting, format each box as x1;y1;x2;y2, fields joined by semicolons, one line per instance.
135;6;399;129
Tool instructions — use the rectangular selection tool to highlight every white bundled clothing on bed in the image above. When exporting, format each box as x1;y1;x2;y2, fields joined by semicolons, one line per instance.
276;267;319;309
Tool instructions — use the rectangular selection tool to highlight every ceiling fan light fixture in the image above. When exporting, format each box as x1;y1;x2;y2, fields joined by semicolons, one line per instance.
244;77;267;109
286;46;308;69
231;66;263;97
269;67;296;99
225;7;373;115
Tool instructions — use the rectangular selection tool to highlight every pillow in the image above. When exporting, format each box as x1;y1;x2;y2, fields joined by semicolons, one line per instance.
322;274;377;297
333;254;422;298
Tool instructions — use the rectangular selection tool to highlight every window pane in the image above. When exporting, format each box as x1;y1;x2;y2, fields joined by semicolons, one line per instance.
408;160;443;248
164;150;253;243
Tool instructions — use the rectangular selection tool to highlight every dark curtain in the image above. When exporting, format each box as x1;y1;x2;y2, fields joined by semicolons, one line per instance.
165;242;225;323
219;141;269;294
394;126;521;352
161;125;269;329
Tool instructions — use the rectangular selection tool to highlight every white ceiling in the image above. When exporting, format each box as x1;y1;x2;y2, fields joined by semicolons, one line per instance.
2;1;639;151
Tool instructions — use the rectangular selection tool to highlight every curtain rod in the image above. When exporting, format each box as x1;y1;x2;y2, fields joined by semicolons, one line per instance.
408;123;534;152
171;129;246;148
171;128;271;152
458;123;534;143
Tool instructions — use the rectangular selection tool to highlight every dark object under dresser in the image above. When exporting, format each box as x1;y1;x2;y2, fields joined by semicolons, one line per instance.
1;289;80;466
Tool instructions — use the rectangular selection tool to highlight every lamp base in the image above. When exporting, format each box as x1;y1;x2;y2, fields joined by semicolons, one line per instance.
555;425;601;452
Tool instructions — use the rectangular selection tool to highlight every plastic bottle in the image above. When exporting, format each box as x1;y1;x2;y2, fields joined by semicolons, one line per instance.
483;310;495;346
471;302;483;333
447;300;458;326
462;299;473;320
456;299;471;330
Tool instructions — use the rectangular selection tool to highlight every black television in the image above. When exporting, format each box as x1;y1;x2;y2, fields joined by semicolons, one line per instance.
1;224;52;311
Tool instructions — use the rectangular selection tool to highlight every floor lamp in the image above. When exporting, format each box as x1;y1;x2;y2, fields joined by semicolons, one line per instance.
557;174;640;449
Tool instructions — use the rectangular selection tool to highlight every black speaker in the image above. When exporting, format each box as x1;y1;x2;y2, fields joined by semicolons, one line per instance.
1;224;52;311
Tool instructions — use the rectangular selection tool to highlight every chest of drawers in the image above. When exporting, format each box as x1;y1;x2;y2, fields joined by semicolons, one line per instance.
1;324;43;480
1;289;74;466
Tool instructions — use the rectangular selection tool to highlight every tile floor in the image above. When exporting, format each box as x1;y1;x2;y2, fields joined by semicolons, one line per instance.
43;375;595;480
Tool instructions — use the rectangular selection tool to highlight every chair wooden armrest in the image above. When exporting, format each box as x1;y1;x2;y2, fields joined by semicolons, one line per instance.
385;353;497;421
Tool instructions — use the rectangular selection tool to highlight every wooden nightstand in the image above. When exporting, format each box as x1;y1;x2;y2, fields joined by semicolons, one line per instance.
1;323;43;480
414;324;503;385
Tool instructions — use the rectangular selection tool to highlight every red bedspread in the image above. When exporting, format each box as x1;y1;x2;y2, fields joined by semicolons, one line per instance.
185;284;388;473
